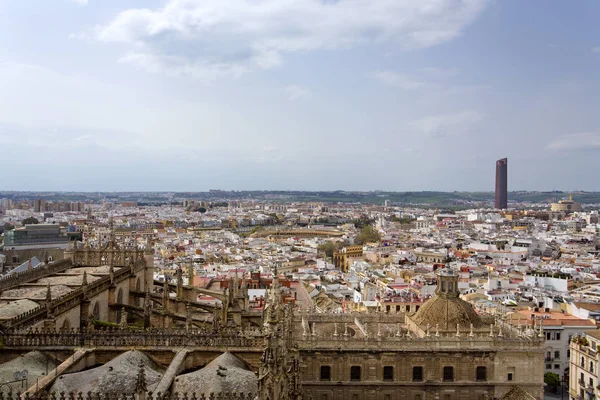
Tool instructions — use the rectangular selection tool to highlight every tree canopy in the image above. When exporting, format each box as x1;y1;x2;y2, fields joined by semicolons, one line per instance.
354;225;381;245
544;372;560;388
22;217;39;225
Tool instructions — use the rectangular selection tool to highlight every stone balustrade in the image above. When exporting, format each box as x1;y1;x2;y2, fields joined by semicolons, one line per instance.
0;260;72;293
2;260;145;330
1;327;266;350
295;330;544;352
0;392;255;400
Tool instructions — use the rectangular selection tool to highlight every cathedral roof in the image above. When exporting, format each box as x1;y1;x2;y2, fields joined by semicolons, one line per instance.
51;350;163;394
499;386;536;400
411;294;485;331
410;269;485;332
173;352;257;396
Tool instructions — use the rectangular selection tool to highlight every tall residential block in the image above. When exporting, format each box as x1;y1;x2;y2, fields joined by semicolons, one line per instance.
495;158;508;209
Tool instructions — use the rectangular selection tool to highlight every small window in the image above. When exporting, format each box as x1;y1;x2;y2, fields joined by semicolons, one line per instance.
580;373;584;383
507;373;513;381
413;366;423;382
443;366;454;382
591;362;595;373
554;350;560;360
350;366;361;381
546;332;551;340
556;332;560;341
383;366;394;381
590;378;594;388
581;357;585;367
554;364;560;370
320;366;331;381
476;366;487;381
546;364;551;369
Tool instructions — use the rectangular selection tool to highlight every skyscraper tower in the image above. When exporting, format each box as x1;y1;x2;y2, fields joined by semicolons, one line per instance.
495;158;508;209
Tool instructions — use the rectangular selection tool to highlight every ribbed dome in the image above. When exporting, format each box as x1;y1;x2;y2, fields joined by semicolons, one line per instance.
411;295;484;331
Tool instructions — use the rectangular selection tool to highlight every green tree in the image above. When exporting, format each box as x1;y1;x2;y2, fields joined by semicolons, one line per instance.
544;372;560;392
2;223;15;231
22;217;39;225
317;241;337;258
355;225;381;245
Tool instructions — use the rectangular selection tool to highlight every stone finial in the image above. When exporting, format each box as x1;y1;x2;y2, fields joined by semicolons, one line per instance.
134;362;147;400
302;317;308;337
456;323;460;337
426;324;430;337
333;323;339;337
469;323;474;338
82;271;88;288
120;307;128;327
46;283;52;303
489;324;494;337
109;265;115;284
396;323;402;337
27;258;33;271
377;323;382;338
185;302;192;332
343;323;349;337
435;324;439;337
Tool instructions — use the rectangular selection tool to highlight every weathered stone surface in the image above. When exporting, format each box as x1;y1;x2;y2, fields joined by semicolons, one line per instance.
173;352;258;397
50;350;163;394
0;351;52;386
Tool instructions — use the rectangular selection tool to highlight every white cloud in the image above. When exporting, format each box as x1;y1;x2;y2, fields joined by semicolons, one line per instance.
373;71;430;90
96;0;488;79
68;0;88;5
68;32;88;40
421;66;459;79
592;47;600;53
285;85;309;101
409;110;484;137
546;132;600;151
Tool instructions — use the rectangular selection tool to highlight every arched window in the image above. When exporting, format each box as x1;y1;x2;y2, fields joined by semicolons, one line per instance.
61;319;71;331
442;281;446;291
135;278;141;306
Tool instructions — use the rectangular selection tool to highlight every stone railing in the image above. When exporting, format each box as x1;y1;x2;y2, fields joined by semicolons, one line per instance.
2;260;144;330
295;331;544;352
0;392;256;400
1;328;266;350
0;260;72;292
294;312;408;324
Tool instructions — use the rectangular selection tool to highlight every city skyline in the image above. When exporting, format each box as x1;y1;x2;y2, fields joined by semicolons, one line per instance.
1;1;600;191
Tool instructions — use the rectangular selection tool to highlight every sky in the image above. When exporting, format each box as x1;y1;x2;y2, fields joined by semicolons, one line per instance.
1;0;600;192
